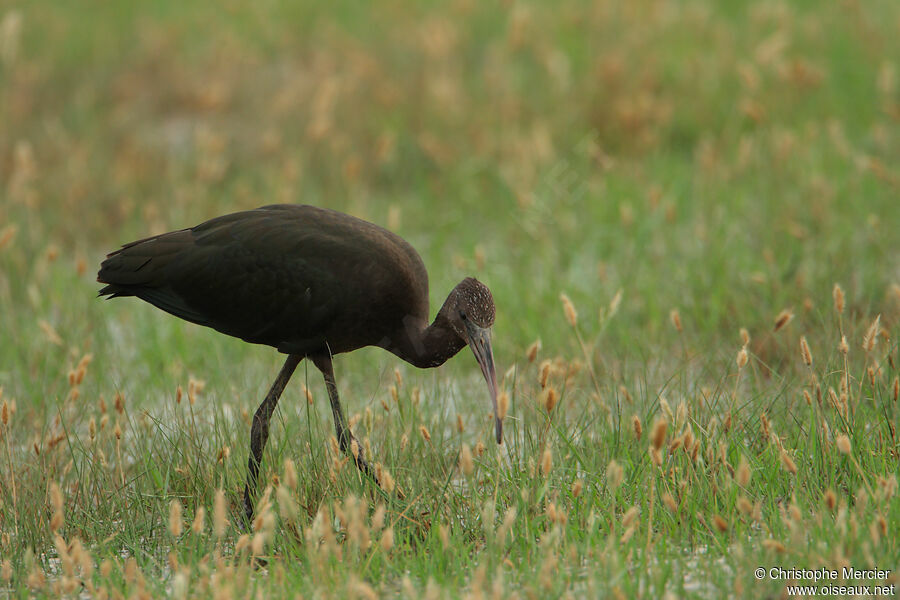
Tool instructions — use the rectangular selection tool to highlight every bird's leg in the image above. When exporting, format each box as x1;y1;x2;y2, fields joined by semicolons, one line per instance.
243;354;302;524
312;354;381;485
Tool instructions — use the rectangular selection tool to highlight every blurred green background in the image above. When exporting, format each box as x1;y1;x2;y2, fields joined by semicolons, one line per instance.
1;0;898;419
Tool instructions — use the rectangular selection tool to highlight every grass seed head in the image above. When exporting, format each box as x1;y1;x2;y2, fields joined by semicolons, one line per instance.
1;400;8;426
833;283;845;314
838;335;849;355
234;533;250;556
609;289;623;317
38;319;63;346
540;387;559;413
381;469;395;493
283;458;298;490
606;459;624;490
191;506;206;535
736;456;751;487
369;504;386;532
1;560;11;582
26;565;46;590
760;412;771;439
632;414;642;440
571;479;583;498
213;489;226;538
682;426;694;454
836;434;851;454
740;328;751;346
875;515;887;540
0;225;18;250
380;526;394;552
799;336;812;366
560;293;577;327
168;499;183;537
251;531;265;556
49;481;63;512
419;425;431;442
650;418;667;451
497;390;509;420
713;515;728;533
663;493;678;513
50;510;64;533
498;506;517;547
669;309;682;333
619;525;636;544
123;558;137;584
676;401;688;426
538;360;552;388
526;339;541;363
863;315;881;352
668;435;683;455
659;397;673;423
474;440;486;456
780;450;797;475
541;447;553;476
460;444;474;476
773;309;794;332
622;506;639;528
877;475;897;500
856;487;868;515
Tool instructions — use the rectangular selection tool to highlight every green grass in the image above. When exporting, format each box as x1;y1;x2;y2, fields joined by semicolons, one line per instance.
1;0;899;597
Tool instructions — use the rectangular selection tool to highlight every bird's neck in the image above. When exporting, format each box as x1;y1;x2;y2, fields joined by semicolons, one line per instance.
387;313;466;369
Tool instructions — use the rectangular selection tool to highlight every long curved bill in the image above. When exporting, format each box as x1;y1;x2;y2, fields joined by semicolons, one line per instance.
465;321;501;444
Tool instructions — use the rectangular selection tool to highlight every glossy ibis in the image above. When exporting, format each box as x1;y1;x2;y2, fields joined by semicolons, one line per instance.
97;204;499;521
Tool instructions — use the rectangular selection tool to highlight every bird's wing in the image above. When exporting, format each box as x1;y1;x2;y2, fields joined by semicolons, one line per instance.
98;208;346;349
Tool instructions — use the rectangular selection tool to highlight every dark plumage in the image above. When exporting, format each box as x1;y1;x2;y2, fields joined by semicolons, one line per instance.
98;204;499;521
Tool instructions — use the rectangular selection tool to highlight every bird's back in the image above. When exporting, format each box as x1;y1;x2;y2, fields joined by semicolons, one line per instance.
98;205;430;355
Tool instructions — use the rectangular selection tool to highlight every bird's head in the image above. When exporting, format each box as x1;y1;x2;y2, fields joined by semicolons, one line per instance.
446;278;501;444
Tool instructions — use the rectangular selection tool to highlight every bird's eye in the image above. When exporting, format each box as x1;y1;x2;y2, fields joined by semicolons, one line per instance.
459;311;467;321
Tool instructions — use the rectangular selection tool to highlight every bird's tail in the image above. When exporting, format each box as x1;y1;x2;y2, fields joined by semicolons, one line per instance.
96;229;193;297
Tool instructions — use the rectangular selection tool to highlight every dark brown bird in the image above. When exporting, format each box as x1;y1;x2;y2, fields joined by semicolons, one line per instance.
97;204;499;521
